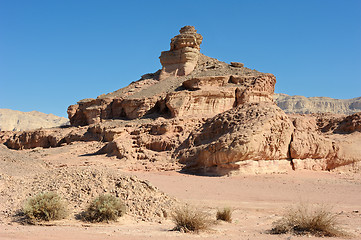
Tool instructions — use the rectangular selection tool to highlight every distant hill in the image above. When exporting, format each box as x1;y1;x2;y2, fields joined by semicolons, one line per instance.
274;94;361;115
0;109;69;131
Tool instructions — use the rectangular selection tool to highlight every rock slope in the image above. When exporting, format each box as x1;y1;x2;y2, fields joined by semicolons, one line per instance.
0;109;69;131
2;26;361;175
67;53;266;126
1;166;177;222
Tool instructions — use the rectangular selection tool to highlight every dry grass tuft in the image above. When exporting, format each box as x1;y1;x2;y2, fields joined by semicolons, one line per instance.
23;192;68;222
83;194;126;223
270;203;346;237
216;207;232;222
172;206;213;233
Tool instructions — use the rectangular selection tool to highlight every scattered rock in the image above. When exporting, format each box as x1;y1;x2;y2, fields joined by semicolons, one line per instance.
1;167;178;222
230;62;244;68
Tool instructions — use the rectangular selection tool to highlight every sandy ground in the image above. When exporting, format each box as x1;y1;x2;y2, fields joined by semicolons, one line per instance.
1;141;361;240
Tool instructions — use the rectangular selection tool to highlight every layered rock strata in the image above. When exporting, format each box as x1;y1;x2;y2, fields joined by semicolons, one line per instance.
5;111;360;174
159;26;203;80
289;113;361;170
2;26;361;175
67;52;267;126
175;103;294;174
274;94;361;115
175;111;361;174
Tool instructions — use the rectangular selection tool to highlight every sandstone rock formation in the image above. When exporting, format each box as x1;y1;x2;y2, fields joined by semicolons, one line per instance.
289;113;361;170
4;126;91;149
159;26;203;80
0;109;69;131
274;93;361;115
2;26;361;175
175;103;294;174
67;51;265;126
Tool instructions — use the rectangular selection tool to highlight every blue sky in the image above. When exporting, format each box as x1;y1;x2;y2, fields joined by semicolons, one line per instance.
1;0;360;117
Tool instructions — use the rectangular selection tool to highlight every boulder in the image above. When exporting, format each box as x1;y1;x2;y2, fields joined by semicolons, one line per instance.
175;103;294;174
230;62;244;68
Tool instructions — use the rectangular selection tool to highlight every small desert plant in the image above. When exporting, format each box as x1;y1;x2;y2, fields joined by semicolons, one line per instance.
172;206;212;233
83;194;126;222
23;192;68;222
270;203;346;237
216;207;232;222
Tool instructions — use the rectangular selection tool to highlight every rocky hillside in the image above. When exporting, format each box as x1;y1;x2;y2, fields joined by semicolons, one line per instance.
274;93;361;115
2;26;361;175
0;109;69;131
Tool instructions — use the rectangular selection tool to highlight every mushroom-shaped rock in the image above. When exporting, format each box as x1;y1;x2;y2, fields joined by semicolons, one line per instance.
159;26;203;80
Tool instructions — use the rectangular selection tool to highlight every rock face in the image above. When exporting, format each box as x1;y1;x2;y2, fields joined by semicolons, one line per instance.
2;26;361;175
289;113;361;170
0;109;69;131
159;26;203;80
67;49;267;126
4;127;92;149
274;93;361;115
67;97;161;126
175;103;294;174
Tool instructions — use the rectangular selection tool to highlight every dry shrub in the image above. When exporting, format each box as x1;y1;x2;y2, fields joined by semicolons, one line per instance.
216;207;232;222
172;206;212;233
23;192;68;222
271;203;346;237
83;194;126;222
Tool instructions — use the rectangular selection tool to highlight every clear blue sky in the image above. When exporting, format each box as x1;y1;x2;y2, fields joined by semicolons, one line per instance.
1;0;360;117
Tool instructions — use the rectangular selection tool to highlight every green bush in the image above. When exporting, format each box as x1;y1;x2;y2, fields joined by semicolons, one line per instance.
270;204;346;237
172;206;212;233
83;194;126;222
216;207;232;222
23;192;68;222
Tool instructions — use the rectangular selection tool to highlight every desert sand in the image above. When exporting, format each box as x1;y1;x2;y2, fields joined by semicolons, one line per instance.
0;141;360;240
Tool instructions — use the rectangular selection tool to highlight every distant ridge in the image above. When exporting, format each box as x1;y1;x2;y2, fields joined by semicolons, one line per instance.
274;94;361;115
0;109;69;131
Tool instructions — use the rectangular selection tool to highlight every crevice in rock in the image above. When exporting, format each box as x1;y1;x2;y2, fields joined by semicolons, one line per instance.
233;88;239;107
288;132;295;170
290;159;295;171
